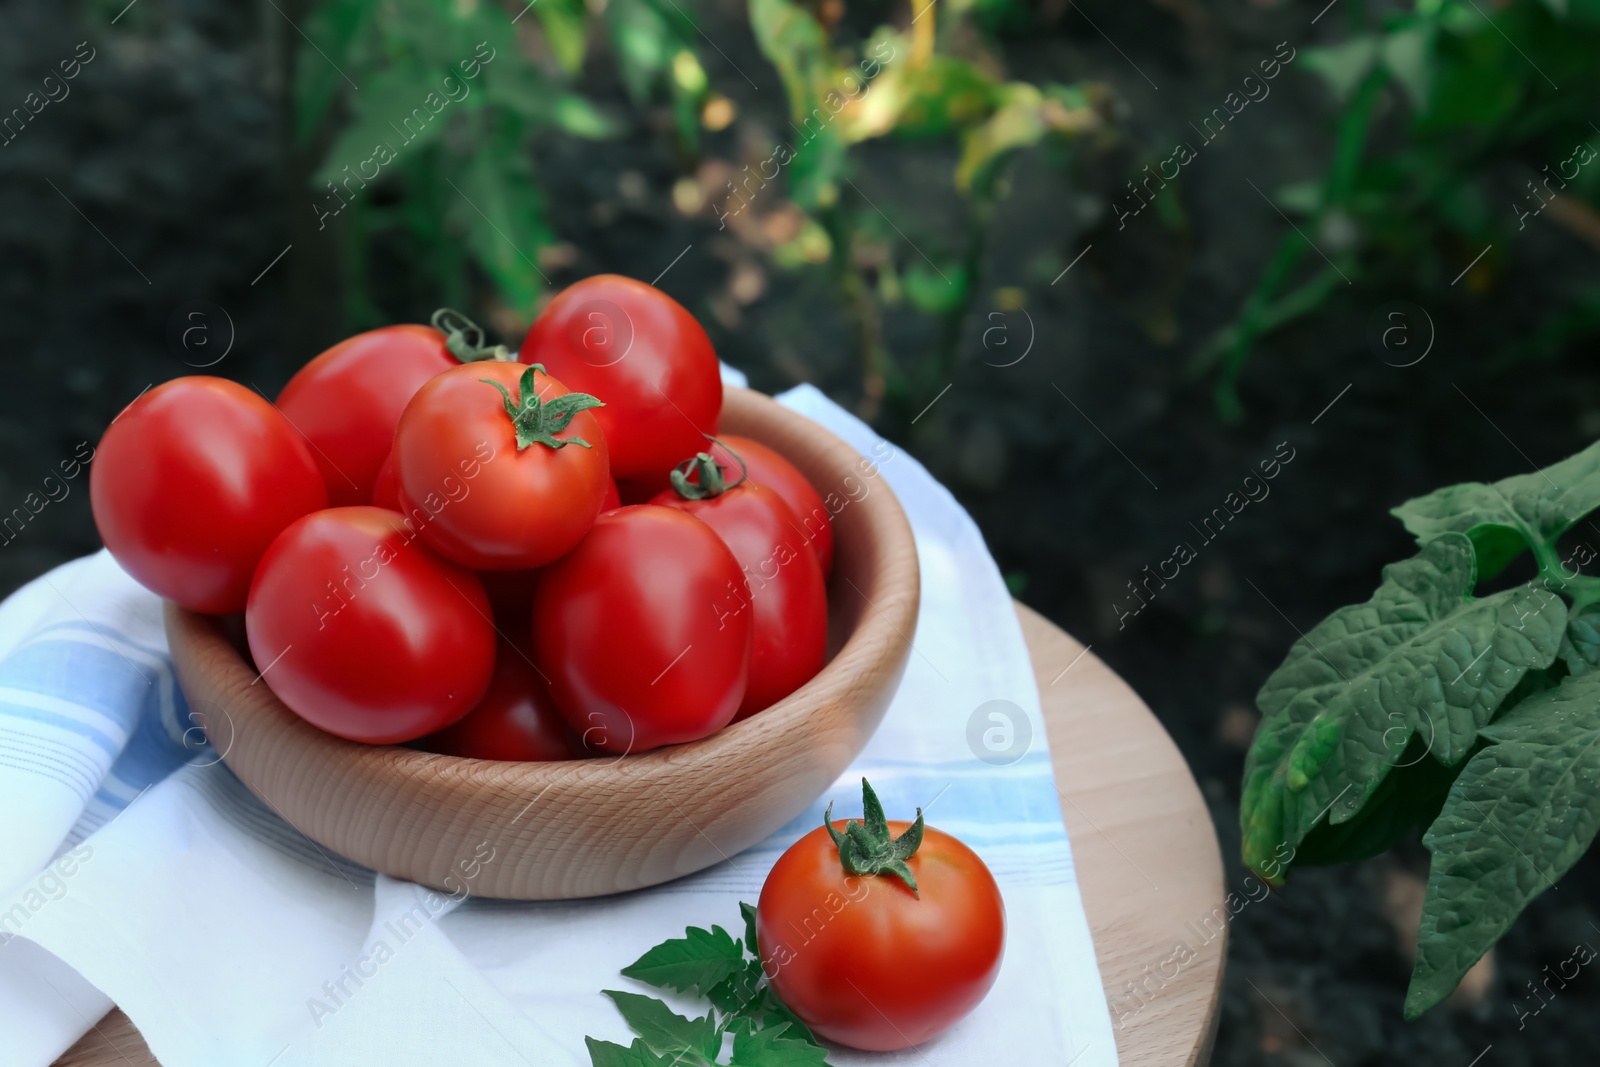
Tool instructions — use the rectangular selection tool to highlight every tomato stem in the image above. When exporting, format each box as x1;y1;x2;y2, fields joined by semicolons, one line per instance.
824;777;925;897
432;307;517;363
668;439;749;501
482;364;606;451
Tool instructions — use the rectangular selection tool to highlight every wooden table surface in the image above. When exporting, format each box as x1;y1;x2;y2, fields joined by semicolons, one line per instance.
57;602;1226;1066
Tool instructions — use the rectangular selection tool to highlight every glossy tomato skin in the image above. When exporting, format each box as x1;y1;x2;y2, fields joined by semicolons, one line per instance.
520;275;721;483
712;435;832;576
90;377;327;614
757;821;1006;1051
419;638;579;761
531;506;751;752
246;507;495;744
393;361;610;570
277;324;457;506
650;483;826;718
371;448;400;511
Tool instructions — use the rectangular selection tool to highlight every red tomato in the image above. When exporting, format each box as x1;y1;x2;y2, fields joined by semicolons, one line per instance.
476;473;613;626
710;435;833;576
246;507;495;744
531;506;751;752
393;362;609;570
371;449;400;511
90;377;327;614
520;275;722;483
757;780;1006;1051
276;324;459;506
651;463;826;718
419;638;579;761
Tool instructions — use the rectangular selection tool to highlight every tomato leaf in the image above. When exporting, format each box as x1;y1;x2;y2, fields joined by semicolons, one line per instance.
586;1036;678;1066
1290;739;1461;868
1240;533;1564;880
1301;35;1382;104
595;906;832;1064
450;118;554;313
1406;668;1600;1017
602;991;720;1060
739;901;759;956
729;1020;831;1066
620;924;746;996
534;0;591;75
1562;603;1600;675
748;0;847;212
1390;439;1600;580
705;958;761;1016
746;988;820;1048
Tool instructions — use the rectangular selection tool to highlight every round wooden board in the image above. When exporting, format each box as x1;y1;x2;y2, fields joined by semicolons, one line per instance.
1015;602;1226;1067
55;602;1225;1067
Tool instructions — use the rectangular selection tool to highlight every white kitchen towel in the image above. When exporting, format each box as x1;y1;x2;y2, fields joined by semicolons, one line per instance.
0;384;1119;1066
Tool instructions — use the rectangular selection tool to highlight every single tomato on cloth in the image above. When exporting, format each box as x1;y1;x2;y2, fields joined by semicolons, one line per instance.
532;505;751;752
757;779;1006;1052
419;638;580;761
245;506;496;744
707;434;833;576
652;451;826;718
90;376;327;614
520;275;721;483
394;362;609;570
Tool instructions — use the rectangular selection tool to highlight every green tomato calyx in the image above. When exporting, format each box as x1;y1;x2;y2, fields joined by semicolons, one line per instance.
824;777;925;897
432;307;517;363
482;364;605;451
669;440;748;500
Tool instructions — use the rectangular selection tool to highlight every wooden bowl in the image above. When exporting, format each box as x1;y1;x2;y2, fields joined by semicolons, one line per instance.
169;385;919;899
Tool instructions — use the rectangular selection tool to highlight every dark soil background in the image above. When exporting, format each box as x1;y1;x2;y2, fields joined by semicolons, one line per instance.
5;0;1600;1063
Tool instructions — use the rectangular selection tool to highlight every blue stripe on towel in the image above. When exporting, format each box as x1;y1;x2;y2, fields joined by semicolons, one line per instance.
0;638;155;755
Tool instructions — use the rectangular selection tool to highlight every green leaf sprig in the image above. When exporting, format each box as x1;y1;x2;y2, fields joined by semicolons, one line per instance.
1241;439;1600;1018
586;903;831;1066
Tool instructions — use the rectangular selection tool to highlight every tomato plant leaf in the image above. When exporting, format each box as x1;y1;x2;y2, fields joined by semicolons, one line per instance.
729;1020;832;1066
534;0;591;75
1290;738;1461;867
450;115;553;313
620;924;746;996
1390;439;1600;580
586;1036;678;1067
1406;667;1600;1017
1241;533;1564;881
296;0;376;145
748;0;847;212
1380;24;1435;112
1301;35;1382;104
739;901;759;956
747;987;820;1048
706;957;762;1016
604;0;681;103
602;991;720;1060
1561;603;1600;675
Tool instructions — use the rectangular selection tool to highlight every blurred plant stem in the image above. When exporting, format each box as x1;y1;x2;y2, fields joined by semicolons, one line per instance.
820;202;891;420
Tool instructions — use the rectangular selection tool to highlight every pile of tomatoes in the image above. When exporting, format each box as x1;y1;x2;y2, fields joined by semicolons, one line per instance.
90;275;833;758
